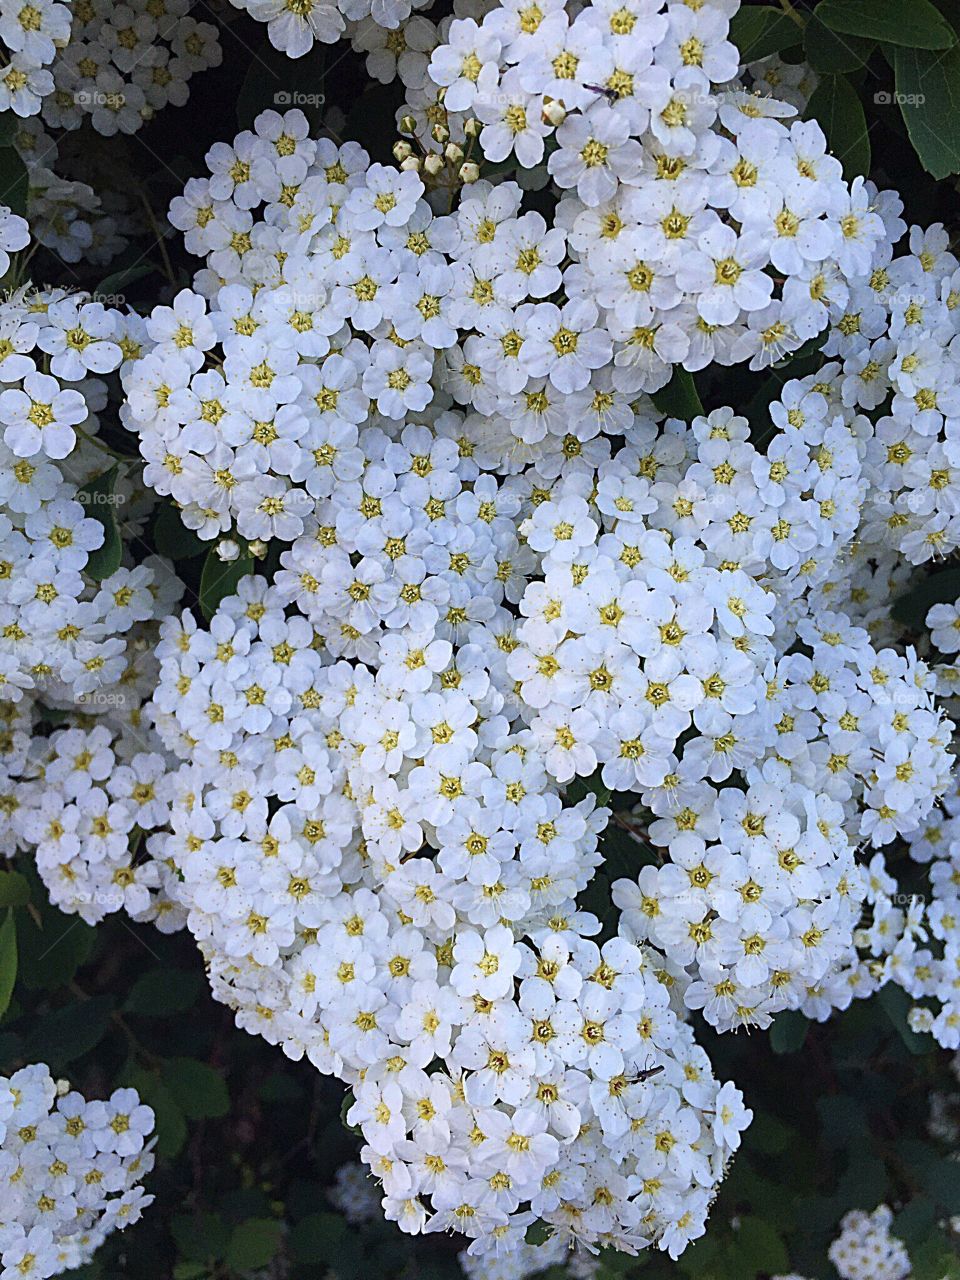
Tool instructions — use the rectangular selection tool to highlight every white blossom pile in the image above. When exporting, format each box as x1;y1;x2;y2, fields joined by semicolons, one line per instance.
827;1205;912;1280
0;1063;154;1279
44;0;221;137
2;0;960;1264
0;0;71;119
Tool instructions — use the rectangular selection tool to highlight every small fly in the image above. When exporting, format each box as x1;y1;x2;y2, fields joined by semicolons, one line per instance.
584;83;619;103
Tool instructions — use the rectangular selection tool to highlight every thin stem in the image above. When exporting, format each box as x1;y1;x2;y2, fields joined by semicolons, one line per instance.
139;189;177;289
777;0;805;27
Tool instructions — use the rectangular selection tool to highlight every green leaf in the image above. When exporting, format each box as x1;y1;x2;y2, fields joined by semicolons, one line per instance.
79;466;123;581
894;43;960;177
162;1057;229;1119
804;74;872;179
0;911;17;1021
288;1212;347;1264
0;113;19;147
172;1265;209;1280
817;0;956;48
728;1216;789;1275
893;565;960;627
0;146;29;218
651;368;704;421
199;545;254;621
878;984;932;1055
805;14;875;70
153;500;206;561
123;968;203;1017
0;871;29;908
729;6;803;62
16;898;95;990
226;1219;283;1272
172;1212;230;1263
769;1009;810;1054
26;994;114;1069
94;262;156;302
127;1067;188;1160
525;1221;552;1246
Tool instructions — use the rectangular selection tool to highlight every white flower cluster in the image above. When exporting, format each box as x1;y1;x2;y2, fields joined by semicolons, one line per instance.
385;0;886;387
827;1205;911;1280
0;1063;154;1279
228;0;432;59
460;1221;601;1280
0;281;186;705
148;577;752;1258
0;0;70;119
42;0;222;136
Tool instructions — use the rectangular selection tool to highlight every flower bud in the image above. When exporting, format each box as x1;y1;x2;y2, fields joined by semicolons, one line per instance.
217;539;240;563
400;155;422;172
459;162;480;184
445;142;464;163
393;141;413;161
542;97;566;127
423;153;445;176
399;115;417;134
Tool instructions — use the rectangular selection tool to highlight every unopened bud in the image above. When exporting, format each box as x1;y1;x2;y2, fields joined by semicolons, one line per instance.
459;162;480;184
400;155;422;172
399;115;417;134
464;117;481;137
217;539;240;563
248;539;268;559
542;97;566;127
444;142;464;163
423;153;445;176
431;122;449;144
393;140;413;161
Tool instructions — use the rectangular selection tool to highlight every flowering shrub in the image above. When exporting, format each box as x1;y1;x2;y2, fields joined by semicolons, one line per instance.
0;0;958;1276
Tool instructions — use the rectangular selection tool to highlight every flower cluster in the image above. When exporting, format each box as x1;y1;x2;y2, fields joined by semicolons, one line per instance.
229;0;433;59
147;577;752;1257
0;1063;154;1279
43;0;222;136
385;0;886;387
827;1205;912;1280
0;0;71;119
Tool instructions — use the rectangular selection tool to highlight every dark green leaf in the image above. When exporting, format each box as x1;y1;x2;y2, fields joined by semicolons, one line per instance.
288;1212;347;1264
0;871;29;908
878;983;933;1055
769;1009;810;1054
805;14;875;70
172;1212;230;1263
893;45;960;177
0;912;16;1021
16;899;95;991
817;0;956;47
153;501;206;561
893;565;960;626
728;1216;789;1275
525;1221;551;1246
804;74;871;179
651;368;704;421
162;1057;229;1119
0;146;29;218
79;466;123;581
127;1067;188;1160
95;262;156;302
729;6;803;62
0;114;19;147
123;968;203;1017
26;994;114;1069
226;1219;282;1272
199;546;254;621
